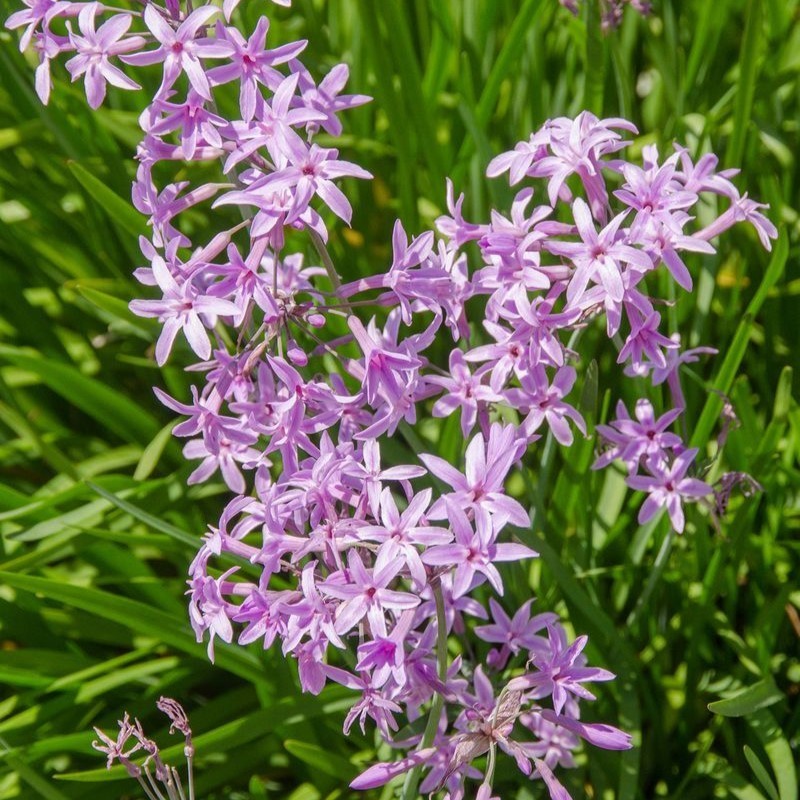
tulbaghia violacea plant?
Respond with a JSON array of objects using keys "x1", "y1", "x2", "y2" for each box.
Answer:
[{"x1": 7, "y1": 0, "x2": 777, "y2": 797}]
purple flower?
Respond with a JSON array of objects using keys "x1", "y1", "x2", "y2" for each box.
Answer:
[
  {"x1": 426, "y1": 350, "x2": 499, "y2": 437},
  {"x1": 223, "y1": 71, "x2": 323, "y2": 172},
  {"x1": 474, "y1": 598, "x2": 558, "y2": 670},
  {"x1": 323, "y1": 666, "x2": 402, "y2": 736},
  {"x1": 123, "y1": 5, "x2": 232, "y2": 100},
  {"x1": 65, "y1": 5, "x2": 145, "y2": 109},
  {"x1": 355, "y1": 609, "x2": 416, "y2": 687},
  {"x1": 594, "y1": 399, "x2": 682, "y2": 470},
  {"x1": 486, "y1": 129, "x2": 551, "y2": 185},
  {"x1": 547, "y1": 198, "x2": 652, "y2": 306},
  {"x1": 436, "y1": 178, "x2": 488, "y2": 247},
  {"x1": 245, "y1": 133, "x2": 372, "y2": 225},
  {"x1": 129, "y1": 255, "x2": 239, "y2": 365},
  {"x1": 320, "y1": 549, "x2": 420, "y2": 635},
  {"x1": 32, "y1": 27, "x2": 69, "y2": 104},
  {"x1": 539, "y1": 710, "x2": 633, "y2": 751},
  {"x1": 347, "y1": 315, "x2": 423, "y2": 407},
  {"x1": 422, "y1": 423, "x2": 530, "y2": 527},
  {"x1": 183, "y1": 425, "x2": 260, "y2": 493},
  {"x1": 187, "y1": 566, "x2": 237, "y2": 660},
  {"x1": 356, "y1": 487, "x2": 451, "y2": 589},
  {"x1": 508, "y1": 624, "x2": 615, "y2": 714},
  {"x1": 531, "y1": 113, "x2": 637, "y2": 218},
  {"x1": 92, "y1": 713, "x2": 143, "y2": 776},
  {"x1": 627, "y1": 448, "x2": 712, "y2": 532},
  {"x1": 144, "y1": 89, "x2": 227, "y2": 160},
  {"x1": 207, "y1": 17, "x2": 306, "y2": 121},
  {"x1": 292, "y1": 61, "x2": 371, "y2": 137},
  {"x1": 507, "y1": 365, "x2": 586, "y2": 446},
  {"x1": 618, "y1": 310, "x2": 679, "y2": 369},
  {"x1": 343, "y1": 439, "x2": 425, "y2": 517},
  {"x1": 351, "y1": 748, "x2": 438, "y2": 791},
  {"x1": 696, "y1": 190, "x2": 779, "y2": 250},
  {"x1": 478, "y1": 188, "x2": 553, "y2": 289},
  {"x1": 422, "y1": 503, "x2": 536, "y2": 597},
  {"x1": 5, "y1": 0, "x2": 76, "y2": 52}
]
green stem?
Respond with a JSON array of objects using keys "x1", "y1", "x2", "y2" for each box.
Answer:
[
  {"x1": 308, "y1": 228, "x2": 342, "y2": 294},
  {"x1": 401, "y1": 580, "x2": 448, "y2": 800},
  {"x1": 484, "y1": 744, "x2": 497, "y2": 789},
  {"x1": 626, "y1": 522, "x2": 673, "y2": 627}
]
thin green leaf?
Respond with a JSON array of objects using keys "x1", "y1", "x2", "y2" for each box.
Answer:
[
  {"x1": 0, "y1": 571, "x2": 263, "y2": 683},
  {"x1": 67, "y1": 160, "x2": 147, "y2": 239},
  {"x1": 86, "y1": 481, "x2": 197, "y2": 549},
  {"x1": 725, "y1": 0, "x2": 764, "y2": 166},
  {"x1": 748, "y1": 710, "x2": 797, "y2": 800},
  {"x1": 133, "y1": 422, "x2": 175, "y2": 481},
  {"x1": 708, "y1": 679, "x2": 784, "y2": 717},
  {"x1": 743, "y1": 745, "x2": 780, "y2": 800},
  {"x1": 691, "y1": 232, "x2": 788, "y2": 449},
  {"x1": 283, "y1": 740, "x2": 355, "y2": 780},
  {"x1": 0, "y1": 345, "x2": 159, "y2": 445},
  {"x1": 73, "y1": 283, "x2": 157, "y2": 341},
  {"x1": 0, "y1": 737, "x2": 70, "y2": 800}
]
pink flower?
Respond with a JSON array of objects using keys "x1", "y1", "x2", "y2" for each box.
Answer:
[
  {"x1": 547, "y1": 198, "x2": 653, "y2": 307},
  {"x1": 123, "y1": 5, "x2": 232, "y2": 100},
  {"x1": 320, "y1": 549, "x2": 420, "y2": 635},
  {"x1": 627, "y1": 448, "x2": 712, "y2": 533},
  {"x1": 207, "y1": 17, "x2": 306, "y2": 121},
  {"x1": 65, "y1": 4, "x2": 145, "y2": 108},
  {"x1": 421, "y1": 503, "x2": 536, "y2": 597},
  {"x1": 128, "y1": 255, "x2": 239, "y2": 365},
  {"x1": 422, "y1": 423, "x2": 530, "y2": 527}
]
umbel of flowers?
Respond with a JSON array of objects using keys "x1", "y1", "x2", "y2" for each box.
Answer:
[{"x1": 7, "y1": 0, "x2": 776, "y2": 796}]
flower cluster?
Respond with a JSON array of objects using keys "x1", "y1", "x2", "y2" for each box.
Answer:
[
  {"x1": 8, "y1": 0, "x2": 776, "y2": 796},
  {"x1": 594, "y1": 399, "x2": 711, "y2": 532},
  {"x1": 188, "y1": 424, "x2": 634, "y2": 796}
]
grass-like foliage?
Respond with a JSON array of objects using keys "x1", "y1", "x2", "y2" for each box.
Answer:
[{"x1": 0, "y1": 1, "x2": 798, "y2": 799}]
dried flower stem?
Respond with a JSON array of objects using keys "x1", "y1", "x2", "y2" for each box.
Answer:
[
  {"x1": 136, "y1": 774, "x2": 162, "y2": 800},
  {"x1": 187, "y1": 756, "x2": 195, "y2": 800}
]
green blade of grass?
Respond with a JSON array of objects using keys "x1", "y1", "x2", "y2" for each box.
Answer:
[
  {"x1": 708, "y1": 678, "x2": 784, "y2": 717},
  {"x1": 452, "y1": 0, "x2": 544, "y2": 180},
  {"x1": 0, "y1": 345, "x2": 160, "y2": 445},
  {"x1": 0, "y1": 571, "x2": 263, "y2": 683},
  {"x1": 0, "y1": 738, "x2": 70, "y2": 800},
  {"x1": 283, "y1": 740, "x2": 355, "y2": 780},
  {"x1": 743, "y1": 745, "x2": 780, "y2": 800},
  {"x1": 690, "y1": 232, "x2": 788, "y2": 449},
  {"x1": 86, "y1": 481, "x2": 198, "y2": 549},
  {"x1": 67, "y1": 160, "x2": 147, "y2": 239},
  {"x1": 583, "y1": 0, "x2": 606, "y2": 114},
  {"x1": 748, "y1": 710, "x2": 797, "y2": 800},
  {"x1": 725, "y1": 0, "x2": 764, "y2": 167}
]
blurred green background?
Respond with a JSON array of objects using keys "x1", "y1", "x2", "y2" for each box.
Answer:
[{"x1": 0, "y1": 0, "x2": 798, "y2": 798}]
